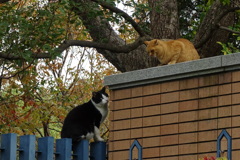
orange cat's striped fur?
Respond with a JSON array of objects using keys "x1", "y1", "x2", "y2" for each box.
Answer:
[{"x1": 144, "y1": 38, "x2": 200, "y2": 65}]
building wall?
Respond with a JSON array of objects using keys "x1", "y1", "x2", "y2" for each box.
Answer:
[{"x1": 104, "y1": 53, "x2": 240, "y2": 160}]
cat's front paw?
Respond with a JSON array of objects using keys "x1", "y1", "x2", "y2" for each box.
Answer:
[
  {"x1": 94, "y1": 137, "x2": 104, "y2": 142},
  {"x1": 168, "y1": 61, "x2": 176, "y2": 65}
]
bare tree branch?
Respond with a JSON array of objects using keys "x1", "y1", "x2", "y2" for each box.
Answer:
[
  {"x1": 0, "y1": 62, "x2": 33, "y2": 79},
  {"x1": 90, "y1": 0, "x2": 147, "y2": 37},
  {"x1": 218, "y1": 25, "x2": 240, "y2": 35},
  {"x1": 0, "y1": 36, "x2": 151, "y2": 60},
  {"x1": 35, "y1": 128, "x2": 44, "y2": 137},
  {"x1": 59, "y1": 37, "x2": 150, "y2": 53}
]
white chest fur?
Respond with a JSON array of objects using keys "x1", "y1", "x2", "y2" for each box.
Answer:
[
  {"x1": 97, "y1": 105, "x2": 108, "y2": 123},
  {"x1": 91, "y1": 94, "x2": 109, "y2": 123}
]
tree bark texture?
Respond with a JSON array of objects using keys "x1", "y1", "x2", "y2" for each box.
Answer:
[
  {"x1": 73, "y1": 0, "x2": 159, "y2": 72},
  {"x1": 194, "y1": 0, "x2": 239, "y2": 58},
  {"x1": 148, "y1": 0, "x2": 180, "y2": 39},
  {"x1": 73, "y1": 0, "x2": 239, "y2": 71},
  {"x1": 72, "y1": 0, "x2": 184, "y2": 72}
]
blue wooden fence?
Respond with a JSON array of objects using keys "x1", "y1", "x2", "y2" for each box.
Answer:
[
  {"x1": 0, "y1": 129, "x2": 233, "y2": 160},
  {"x1": 0, "y1": 133, "x2": 106, "y2": 160}
]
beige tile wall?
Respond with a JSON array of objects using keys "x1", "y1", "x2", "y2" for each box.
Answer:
[{"x1": 108, "y1": 71, "x2": 240, "y2": 160}]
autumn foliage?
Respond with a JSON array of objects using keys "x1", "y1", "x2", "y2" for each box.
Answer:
[
  {"x1": 0, "y1": 48, "x2": 117, "y2": 139},
  {"x1": 0, "y1": 0, "x2": 118, "y2": 138}
]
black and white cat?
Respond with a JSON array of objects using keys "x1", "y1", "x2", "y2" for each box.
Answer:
[{"x1": 61, "y1": 87, "x2": 109, "y2": 145}]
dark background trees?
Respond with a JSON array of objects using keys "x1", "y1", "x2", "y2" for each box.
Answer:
[
  {"x1": 62, "y1": 0, "x2": 240, "y2": 71},
  {"x1": 0, "y1": 0, "x2": 239, "y2": 73}
]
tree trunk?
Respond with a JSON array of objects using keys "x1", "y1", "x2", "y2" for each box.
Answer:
[
  {"x1": 148, "y1": 0, "x2": 180, "y2": 39},
  {"x1": 194, "y1": 0, "x2": 239, "y2": 58},
  {"x1": 72, "y1": 0, "x2": 160, "y2": 72},
  {"x1": 72, "y1": 0, "x2": 180, "y2": 72},
  {"x1": 71, "y1": 0, "x2": 239, "y2": 72}
]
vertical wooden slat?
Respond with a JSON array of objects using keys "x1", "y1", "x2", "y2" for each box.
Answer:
[
  {"x1": 90, "y1": 142, "x2": 107, "y2": 160},
  {"x1": 55, "y1": 138, "x2": 72, "y2": 160},
  {"x1": 19, "y1": 135, "x2": 36, "y2": 160},
  {"x1": 37, "y1": 137, "x2": 54, "y2": 160},
  {"x1": 73, "y1": 140, "x2": 89, "y2": 160},
  {"x1": 0, "y1": 133, "x2": 17, "y2": 160}
]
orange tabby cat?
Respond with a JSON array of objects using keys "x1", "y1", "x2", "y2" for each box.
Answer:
[{"x1": 144, "y1": 38, "x2": 200, "y2": 65}]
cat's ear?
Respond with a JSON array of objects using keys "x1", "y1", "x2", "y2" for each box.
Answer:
[
  {"x1": 144, "y1": 41, "x2": 149, "y2": 46},
  {"x1": 101, "y1": 86, "x2": 106, "y2": 92},
  {"x1": 154, "y1": 39, "x2": 159, "y2": 45}
]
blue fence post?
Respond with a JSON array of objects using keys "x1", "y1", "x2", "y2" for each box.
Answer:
[
  {"x1": 90, "y1": 142, "x2": 106, "y2": 160},
  {"x1": 0, "y1": 133, "x2": 17, "y2": 160},
  {"x1": 129, "y1": 139, "x2": 142, "y2": 160},
  {"x1": 19, "y1": 135, "x2": 36, "y2": 160},
  {"x1": 55, "y1": 138, "x2": 72, "y2": 160},
  {"x1": 73, "y1": 140, "x2": 89, "y2": 160},
  {"x1": 217, "y1": 129, "x2": 232, "y2": 160},
  {"x1": 37, "y1": 137, "x2": 54, "y2": 160}
]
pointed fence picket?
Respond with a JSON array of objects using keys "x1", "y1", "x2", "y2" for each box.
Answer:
[
  {"x1": 129, "y1": 129, "x2": 232, "y2": 160},
  {"x1": 0, "y1": 133, "x2": 107, "y2": 160}
]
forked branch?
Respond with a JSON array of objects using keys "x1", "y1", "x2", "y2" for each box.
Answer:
[
  {"x1": 195, "y1": 6, "x2": 240, "y2": 49},
  {"x1": 90, "y1": 0, "x2": 147, "y2": 37}
]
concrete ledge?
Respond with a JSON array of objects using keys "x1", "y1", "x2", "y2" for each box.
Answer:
[{"x1": 104, "y1": 53, "x2": 240, "y2": 90}]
